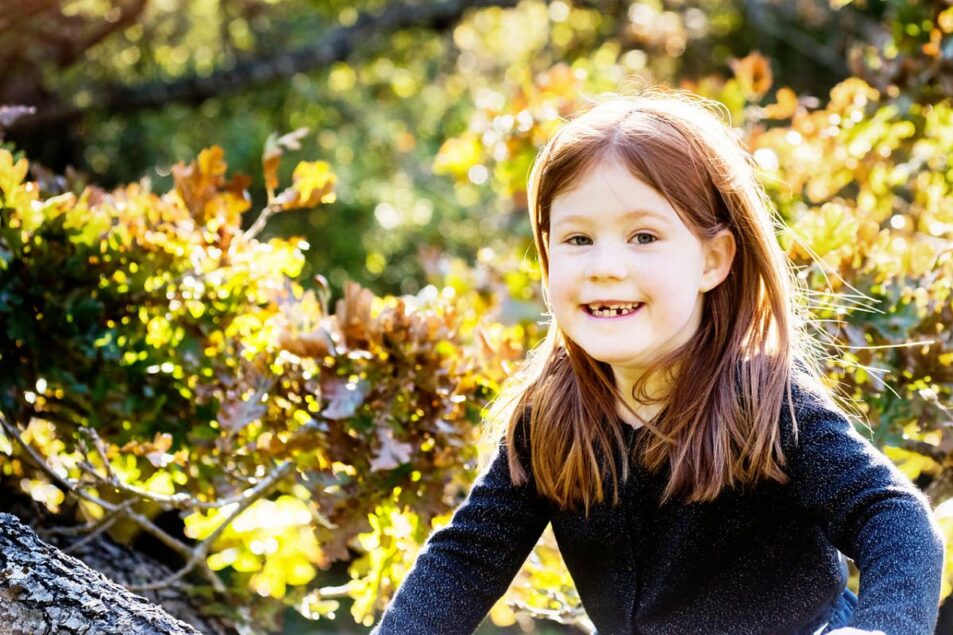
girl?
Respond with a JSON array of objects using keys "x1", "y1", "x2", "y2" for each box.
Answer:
[{"x1": 370, "y1": 90, "x2": 946, "y2": 635}]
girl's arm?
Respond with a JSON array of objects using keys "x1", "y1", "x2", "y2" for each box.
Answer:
[
  {"x1": 370, "y1": 422, "x2": 551, "y2": 635},
  {"x1": 785, "y1": 387, "x2": 946, "y2": 635}
]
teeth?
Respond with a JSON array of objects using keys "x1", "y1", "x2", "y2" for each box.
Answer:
[{"x1": 587, "y1": 303, "x2": 641, "y2": 317}]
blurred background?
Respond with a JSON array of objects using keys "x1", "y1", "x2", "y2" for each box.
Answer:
[{"x1": 1, "y1": 0, "x2": 951, "y2": 633}]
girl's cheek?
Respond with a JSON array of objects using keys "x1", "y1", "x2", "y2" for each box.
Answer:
[{"x1": 637, "y1": 259, "x2": 663, "y2": 279}]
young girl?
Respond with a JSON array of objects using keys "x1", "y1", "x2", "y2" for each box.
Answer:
[{"x1": 370, "y1": 91, "x2": 946, "y2": 635}]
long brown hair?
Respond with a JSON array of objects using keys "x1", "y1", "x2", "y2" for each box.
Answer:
[{"x1": 483, "y1": 89, "x2": 839, "y2": 514}]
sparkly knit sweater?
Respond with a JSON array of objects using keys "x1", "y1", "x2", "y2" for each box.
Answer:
[{"x1": 371, "y1": 380, "x2": 946, "y2": 635}]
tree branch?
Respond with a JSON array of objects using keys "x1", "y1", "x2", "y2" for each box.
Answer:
[
  {"x1": 7, "y1": 0, "x2": 519, "y2": 133},
  {"x1": 0, "y1": 512, "x2": 202, "y2": 634},
  {"x1": 58, "y1": 0, "x2": 150, "y2": 68}
]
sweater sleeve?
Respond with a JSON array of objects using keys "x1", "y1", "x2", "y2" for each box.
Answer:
[
  {"x1": 370, "y1": 422, "x2": 552, "y2": 635},
  {"x1": 783, "y1": 385, "x2": 946, "y2": 635}
]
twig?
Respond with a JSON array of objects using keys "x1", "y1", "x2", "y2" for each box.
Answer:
[
  {"x1": 313, "y1": 582, "x2": 353, "y2": 599},
  {"x1": 75, "y1": 458, "x2": 201, "y2": 510},
  {"x1": 900, "y1": 439, "x2": 949, "y2": 466},
  {"x1": 0, "y1": 412, "x2": 219, "y2": 590},
  {"x1": 76, "y1": 426, "x2": 299, "y2": 512},
  {"x1": 241, "y1": 202, "x2": 282, "y2": 242},
  {"x1": 60, "y1": 502, "x2": 130, "y2": 555},
  {"x1": 128, "y1": 460, "x2": 294, "y2": 592},
  {"x1": 1, "y1": 413, "x2": 80, "y2": 497},
  {"x1": 81, "y1": 426, "x2": 117, "y2": 479}
]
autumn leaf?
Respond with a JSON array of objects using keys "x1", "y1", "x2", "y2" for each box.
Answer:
[
  {"x1": 198, "y1": 145, "x2": 227, "y2": 179},
  {"x1": 270, "y1": 160, "x2": 337, "y2": 211},
  {"x1": 262, "y1": 127, "x2": 310, "y2": 194},
  {"x1": 369, "y1": 426, "x2": 413, "y2": 472},
  {"x1": 320, "y1": 377, "x2": 369, "y2": 420},
  {"x1": 119, "y1": 432, "x2": 176, "y2": 468},
  {"x1": 433, "y1": 133, "x2": 483, "y2": 178},
  {"x1": 218, "y1": 385, "x2": 269, "y2": 433},
  {"x1": 172, "y1": 145, "x2": 226, "y2": 221},
  {"x1": 730, "y1": 51, "x2": 772, "y2": 100},
  {"x1": 279, "y1": 328, "x2": 337, "y2": 358},
  {"x1": 762, "y1": 87, "x2": 800, "y2": 120},
  {"x1": 0, "y1": 148, "x2": 29, "y2": 196},
  {"x1": 335, "y1": 281, "x2": 376, "y2": 346},
  {"x1": 288, "y1": 160, "x2": 336, "y2": 208}
]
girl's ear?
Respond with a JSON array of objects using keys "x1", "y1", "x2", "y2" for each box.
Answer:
[{"x1": 700, "y1": 229, "x2": 736, "y2": 293}]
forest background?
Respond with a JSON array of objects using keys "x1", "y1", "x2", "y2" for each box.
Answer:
[{"x1": 1, "y1": 0, "x2": 952, "y2": 633}]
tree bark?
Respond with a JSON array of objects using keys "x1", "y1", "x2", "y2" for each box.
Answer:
[{"x1": 0, "y1": 512, "x2": 201, "y2": 635}]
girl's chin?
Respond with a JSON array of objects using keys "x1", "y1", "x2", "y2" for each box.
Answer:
[{"x1": 578, "y1": 350, "x2": 645, "y2": 365}]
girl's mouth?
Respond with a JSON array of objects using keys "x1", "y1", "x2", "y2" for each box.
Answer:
[{"x1": 582, "y1": 303, "x2": 644, "y2": 319}]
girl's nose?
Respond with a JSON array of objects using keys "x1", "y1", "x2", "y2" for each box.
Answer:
[{"x1": 585, "y1": 244, "x2": 628, "y2": 280}]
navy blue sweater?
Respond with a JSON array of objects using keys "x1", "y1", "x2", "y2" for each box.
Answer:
[{"x1": 372, "y1": 381, "x2": 945, "y2": 634}]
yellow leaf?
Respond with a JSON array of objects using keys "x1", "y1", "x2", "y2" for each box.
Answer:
[
  {"x1": 934, "y1": 498, "x2": 953, "y2": 600},
  {"x1": 287, "y1": 160, "x2": 336, "y2": 209},
  {"x1": 883, "y1": 445, "x2": 939, "y2": 481},
  {"x1": 762, "y1": 87, "x2": 799, "y2": 120},
  {"x1": 489, "y1": 599, "x2": 517, "y2": 627},
  {"x1": 286, "y1": 558, "x2": 317, "y2": 586},
  {"x1": 0, "y1": 149, "x2": 29, "y2": 196},
  {"x1": 908, "y1": 240, "x2": 938, "y2": 276},
  {"x1": 234, "y1": 549, "x2": 263, "y2": 573},
  {"x1": 433, "y1": 134, "x2": 482, "y2": 178},
  {"x1": 184, "y1": 505, "x2": 232, "y2": 540},
  {"x1": 252, "y1": 559, "x2": 287, "y2": 598},
  {"x1": 197, "y1": 146, "x2": 227, "y2": 179},
  {"x1": 207, "y1": 547, "x2": 239, "y2": 571},
  {"x1": 143, "y1": 470, "x2": 175, "y2": 496}
]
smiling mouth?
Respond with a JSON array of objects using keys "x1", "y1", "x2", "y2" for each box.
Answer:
[{"x1": 583, "y1": 303, "x2": 644, "y2": 318}]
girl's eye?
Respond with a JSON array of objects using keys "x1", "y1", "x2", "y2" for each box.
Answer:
[
  {"x1": 566, "y1": 232, "x2": 657, "y2": 247},
  {"x1": 632, "y1": 232, "x2": 656, "y2": 245}
]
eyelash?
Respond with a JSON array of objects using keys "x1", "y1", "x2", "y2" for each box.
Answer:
[{"x1": 565, "y1": 232, "x2": 657, "y2": 246}]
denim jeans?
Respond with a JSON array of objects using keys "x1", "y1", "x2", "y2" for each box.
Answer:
[{"x1": 813, "y1": 587, "x2": 859, "y2": 634}]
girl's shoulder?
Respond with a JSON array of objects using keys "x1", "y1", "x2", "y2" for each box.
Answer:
[
  {"x1": 496, "y1": 405, "x2": 534, "y2": 467},
  {"x1": 778, "y1": 373, "x2": 866, "y2": 458}
]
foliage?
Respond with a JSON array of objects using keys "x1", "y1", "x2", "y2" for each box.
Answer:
[
  {"x1": 0, "y1": 143, "x2": 525, "y2": 630},
  {"x1": 2, "y1": 0, "x2": 953, "y2": 633}
]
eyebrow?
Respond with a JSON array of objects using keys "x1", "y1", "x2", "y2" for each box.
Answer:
[{"x1": 551, "y1": 209, "x2": 670, "y2": 227}]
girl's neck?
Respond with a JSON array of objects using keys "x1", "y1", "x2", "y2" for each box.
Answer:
[{"x1": 613, "y1": 365, "x2": 674, "y2": 429}]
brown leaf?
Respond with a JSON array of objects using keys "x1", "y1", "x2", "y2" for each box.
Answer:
[
  {"x1": 217, "y1": 386, "x2": 268, "y2": 433},
  {"x1": 279, "y1": 329, "x2": 336, "y2": 358},
  {"x1": 320, "y1": 377, "x2": 369, "y2": 420},
  {"x1": 369, "y1": 426, "x2": 414, "y2": 472},
  {"x1": 119, "y1": 432, "x2": 175, "y2": 467},
  {"x1": 730, "y1": 52, "x2": 773, "y2": 100},
  {"x1": 262, "y1": 128, "x2": 310, "y2": 194},
  {"x1": 335, "y1": 282, "x2": 375, "y2": 346},
  {"x1": 172, "y1": 145, "x2": 226, "y2": 222}
]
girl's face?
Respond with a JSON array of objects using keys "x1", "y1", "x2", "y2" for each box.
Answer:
[{"x1": 546, "y1": 159, "x2": 734, "y2": 383}]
